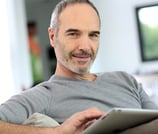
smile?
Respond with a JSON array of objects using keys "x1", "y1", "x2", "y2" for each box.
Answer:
[{"x1": 72, "y1": 55, "x2": 91, "y2": 63}]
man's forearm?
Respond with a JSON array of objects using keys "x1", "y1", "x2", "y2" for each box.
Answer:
[{"x1": 0, "y1": 120, "x2": 57, "y2": 134}]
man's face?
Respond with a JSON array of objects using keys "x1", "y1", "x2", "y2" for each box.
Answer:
[{"x1": 49, "y1": 3, "x2": 100, "y2": 74}]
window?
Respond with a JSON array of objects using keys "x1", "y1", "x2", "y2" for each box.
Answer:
[{"x1": 136, "y1": 4, "x2": 158, "y2": 61}]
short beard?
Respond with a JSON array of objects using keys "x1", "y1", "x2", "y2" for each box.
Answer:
[{"x1": 71, "y1": 47, "x2": 97, "y2": 74}]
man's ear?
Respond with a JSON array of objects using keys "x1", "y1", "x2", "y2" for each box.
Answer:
[{"x1": 48, "y1": 27, "x2": 56, "y2": 48}]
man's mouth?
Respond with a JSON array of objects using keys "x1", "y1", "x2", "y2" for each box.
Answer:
[
  {"x1": 72, "y1": 54, "x2": 91, "y2": 63},
  {"x1": 73, "y1": 54, "x2": 90, "y2": 58}
]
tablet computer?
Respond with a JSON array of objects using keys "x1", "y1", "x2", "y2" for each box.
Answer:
[{"x1": 83, "y1": 108, "x2": 158, "y2": 134}]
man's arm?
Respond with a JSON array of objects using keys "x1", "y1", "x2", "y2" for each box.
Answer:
[
  {"x1": 0, "y1": 107, "x2": 104, "y2": 134},
  {"x1": 0, "y1": 120, "x2": 55, "y2": 134}
]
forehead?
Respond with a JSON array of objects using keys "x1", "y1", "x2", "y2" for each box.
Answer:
[{"x1": 58, "y1": 3, "x2": 100, "y2": 31}]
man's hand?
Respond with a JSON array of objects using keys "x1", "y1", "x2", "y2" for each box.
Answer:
[{"x1": 55, "y1": 107, "x2": 105, "y2": 134}]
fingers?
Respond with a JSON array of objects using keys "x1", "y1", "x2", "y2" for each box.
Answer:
[
  {"x1": 58, "y1": 107, "x2": 105, "y2": 134},
  {"x1": 64, "y1": 107, "x2": 105, "y2": 128},
  {"x1": 74, "y1": 107, "x2": 105, "y2": 124},
  {"x1": 72, "y1": 107, "x2": 105, "y2": 133}
]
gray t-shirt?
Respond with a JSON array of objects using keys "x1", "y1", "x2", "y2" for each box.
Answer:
[{"x1": 0, "y1": 71, "x2": 157, "y2": 124}]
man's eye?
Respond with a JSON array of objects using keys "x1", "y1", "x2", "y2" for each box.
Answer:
[
  {"x1": 89, "y1": 33, "x2": 99, "y2": 39},
  {"x1": 69, "y1": 33, "x2": 76, "y2": 36},
  {"x1": 68, "y1": 33, "x2": 79, "y2": 38}
]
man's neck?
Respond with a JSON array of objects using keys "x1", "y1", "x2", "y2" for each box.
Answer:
[{"x1": 55, "y1": 67, "x2": 97, "y2": 81}]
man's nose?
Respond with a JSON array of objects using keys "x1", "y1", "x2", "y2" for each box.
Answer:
[{"x1": 78, "y1": 36, "x2": 91, "y2": 50}]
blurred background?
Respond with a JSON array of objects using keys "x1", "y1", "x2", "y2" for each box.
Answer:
[{"x1": 1, "y1": 0, "x2": 158, "y2": 104}]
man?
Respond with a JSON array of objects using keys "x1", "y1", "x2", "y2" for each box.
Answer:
[{"x1": 0, "y1": 0, "x2": 157, "y2": 133}]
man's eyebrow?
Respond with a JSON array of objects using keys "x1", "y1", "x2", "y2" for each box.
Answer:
[
  {"x1": 65, "y1": 29, "x2": 100, "y2": 35},
  {"x1": 90, "y1": 31, "x2": 100, "y2": 35},
  {"x1": 65, "y1": 29, "x2": 80, "y2": 33}
]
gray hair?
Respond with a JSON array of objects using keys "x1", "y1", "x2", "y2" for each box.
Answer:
[{"x1": 50, "y1": 0, "x2": 100, "y2": 35}]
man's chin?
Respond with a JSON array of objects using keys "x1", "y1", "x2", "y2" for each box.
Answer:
[{"x1": 70, "y1": 67, "x2": 90, "y2": 75}]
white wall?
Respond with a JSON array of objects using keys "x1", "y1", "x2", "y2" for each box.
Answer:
[
  {"x1": 9, "y1": 0, "x2": 32, "y2": 92},
  {"x1": 91, "y1": 0, "x2": 158, "y2": 74},
  {"x1": 0, "y1": 0, "x2": 32, "y2": 103}
]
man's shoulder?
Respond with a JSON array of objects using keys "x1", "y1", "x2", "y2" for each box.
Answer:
[
  {"x1": 100, "y1": 71, "x2": 133, "y2": 78},
  {"x1": 99, "y1": 71, "x2": 137, "y2": 84}
]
